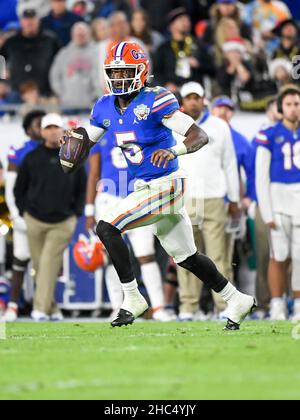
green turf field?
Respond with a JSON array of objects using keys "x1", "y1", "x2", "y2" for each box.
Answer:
[{"x1": 0, "y1": 321, "x2": 299, "y2": 400}]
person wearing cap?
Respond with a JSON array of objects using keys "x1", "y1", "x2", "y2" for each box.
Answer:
[
  {"x1": 0, "y1": 8, "x2": 60, "y2": 99},
  {"x1": 14, "y1": 114, "x2": 86, "y2": 322},
  {"x1": 211, "y1": 96, "x2": 255, "y2": 294},
  {"x1": 154, "y1": 8, "x2": 215, "y2": 92},
  {"x1": 211, "y1": 96, "x2": 254, "y2": 202},
  {"x1": 176, "y1": 82, "x2": 240, "y2": 320}
]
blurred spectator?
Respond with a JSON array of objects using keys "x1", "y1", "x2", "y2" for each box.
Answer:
[
  {"x1": 202, "y1": 0, "x2": 252, "y2": 48},
  {"x1": 91, "y1": 17, "x2": 110, "y2": 42},
  {"x1": 269, "y1": 58, "x2": 293, "y2": 88},
  {"x1": 243, "y1": 0, "x2": 291, "y2": 56},
  {"x1": 139, "y1": 0, "x2": 188, "y2": 34},
  {"x1": 154, "y1": 8, "x2": 215, "y2": 92},
  {"x1": 72, "y1": 0, "x2": 89, "y2": 19},
  {"x1": 50, "y1": 22, "x2": 99, "y2": 111},
  {"x1": 19, "y1": 81, "x2": 58, "y2": 116},
  {"x1": 176, "y1": 82, "x2": 240, "y2": 319},
  {"x1": 0, "y1": 80, "x2": 10, "y2": 116},
  {"x1": 96, "y1": 11, "x2": 149, "y2": 94},
  {"x1": 14, "y1": 113, "x2": 86, "y2": 321},
  {"x1": 0, "y1": 9, "x2": 60, "y2": 99},
  {"x1": 272, "y1": 19, "x2": 300, "y2": 65},
  {"x1": 42, "y1": 0, "x2": 84, "y2": 46},
  {"x1": 213, "y1": 17, "x2": 253, "y2": 66},
  {"x1": 92, "y1": 0, "x2": 132, "y2": 19},
  {"x1": 130, "y1": 9, "x2": 164, "y2": 55},
  {"x1": 216, "y1": 38, "x2": 253, "y2": 97}
]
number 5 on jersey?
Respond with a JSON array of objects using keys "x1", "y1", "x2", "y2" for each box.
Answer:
[{"x1": 115, "y1": 132, "x2": 144, "y2": 165}]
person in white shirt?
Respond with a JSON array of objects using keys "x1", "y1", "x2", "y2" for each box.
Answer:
[
  {"x1": 255, "y1": 86, "x2": 300, "y2": 321},
  {"x1": 176, "y1": 82, "x2": 240, "y2": 320}
]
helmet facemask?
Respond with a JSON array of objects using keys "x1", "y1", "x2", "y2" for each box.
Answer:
[{"x1": 104, "y1": 63, "x2": 146, "y2": 96}]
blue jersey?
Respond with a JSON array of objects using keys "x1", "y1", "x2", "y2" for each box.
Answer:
[
  {"x1": 90, "y1": 132, "x2": 135, "y2": 198},
  {"x1": 255, "y1": 122, "x2": 300, "y2": 184},
  {"x1": 230, "y1": 127, "x2": 254, "y2": 199},
  {"x1": 8, "y1": 139, "x2": 41, "y2": 167},
  {"x1": 90, "y1": 87, "x2": 180, "y2": 182}
]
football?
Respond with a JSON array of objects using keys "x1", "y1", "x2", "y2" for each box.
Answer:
[{"x1": 59, "y1": 127, "x2": 91, "y2": 174}]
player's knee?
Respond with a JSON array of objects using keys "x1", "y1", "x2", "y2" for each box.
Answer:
[
  {"x1": 96, "y1": 220, "x2": 121, "y2": 245},
  {"x1": 12, "y1": 257, "x2": 29, "y2": 273}
]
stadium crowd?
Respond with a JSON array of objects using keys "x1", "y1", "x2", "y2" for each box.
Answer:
[{"x1": 0, "y1": 0, "x2": 300, "y2": 323}]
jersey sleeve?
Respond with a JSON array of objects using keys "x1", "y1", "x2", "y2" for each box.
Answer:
[
  {"x1": 254, "y1": 130, "x2": 272, "y2": 152},
  {"x1": 90, "y1": 96, "x2": 108, "y2": 129},
  {"x1": 151, "y1": 88, "x2": 180, "y2": 122},
  {"x1": 7, "y1": 146, "x2": 20, "y2": 166}
]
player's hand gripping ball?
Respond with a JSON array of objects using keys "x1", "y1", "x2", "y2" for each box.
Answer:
[{"x1": 59, "y1": 127, "x2": 91, "y2": 173}]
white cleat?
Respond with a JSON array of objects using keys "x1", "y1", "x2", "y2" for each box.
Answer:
[
  {"x1": 111, "y1": 293, "x2": 149, "y2": 327},
  {"x1": 50, "y1": 312, "x2": 64, "y2": 322},
  {"x1": 122, "y1": 293, "x2": 149, "y2": 318},
  {"x1": 31, "y1": 310, "x2": 50, "y2": 322},
  {"x1": 152, "y1": 308, "x2": 177, "y2": 322},
  {"x1": 270, "y1": 300, "x2": 287, "y2": 321},
  {"x1": 224, "y1": 293, "x2": 257, "y2": 330},
  {"x1": 3, "y1": 303, "x2": 18, "y2": 323}
]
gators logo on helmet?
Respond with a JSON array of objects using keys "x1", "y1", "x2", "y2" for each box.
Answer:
[{"x1": 104, "y1": 42, "x2": 150, "y2": 96}]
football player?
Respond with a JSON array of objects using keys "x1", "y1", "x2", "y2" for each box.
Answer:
[
  {"x1": 255, "y1": 86, "x2": 300, "y2": 321},
  {"x1": 86, "y1": 132, "x2": 176, "y2": 321},
  {"x1": 61, "y1": 42, "x2": 256, "y2": 329},
  {"x1": 4, "y1": 110, "x2": 45, "y2": 322}
]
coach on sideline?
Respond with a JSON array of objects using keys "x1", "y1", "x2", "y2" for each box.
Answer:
[
  {"x1": 14, "y1": 113, "x2": 86, "y2": 322},
  {"x1": 176, "y1": 82, "x2": 240, "y2": 320}
]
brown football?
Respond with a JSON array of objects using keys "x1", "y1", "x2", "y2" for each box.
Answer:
[{"x1": 59, "y1": 127, "x2": 91, "y2": 174}]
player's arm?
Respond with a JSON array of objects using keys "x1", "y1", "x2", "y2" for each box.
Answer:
[
  {"x1": 151, "y1": 111, "x2": 209, "y2": 168},
  {"x1": 85, "y1": 152, "x2": 101, "y2": 231}
]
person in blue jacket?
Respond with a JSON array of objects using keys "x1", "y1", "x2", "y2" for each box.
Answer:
[{"x1": 42, "y1": 0, "x2": 84, "y2": 46}]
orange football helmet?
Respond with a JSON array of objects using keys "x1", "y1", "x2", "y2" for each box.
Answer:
[
  {"x1": 104, "y1": 41, "x2": 150, "y2": 96},
  {"x1": 73, "y1": 233, "x2": 107, "y2": 272}
]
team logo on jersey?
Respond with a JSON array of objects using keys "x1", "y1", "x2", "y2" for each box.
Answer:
[
  {"x1": 103, "y1": 119, "x2": 111, "y2": 128},
  {"x1": 275, "y1": 136, "x2": 285, "y2": 144},
  {"x1": 134, "y1": 104, "x2": 150, "y2": 122}
]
